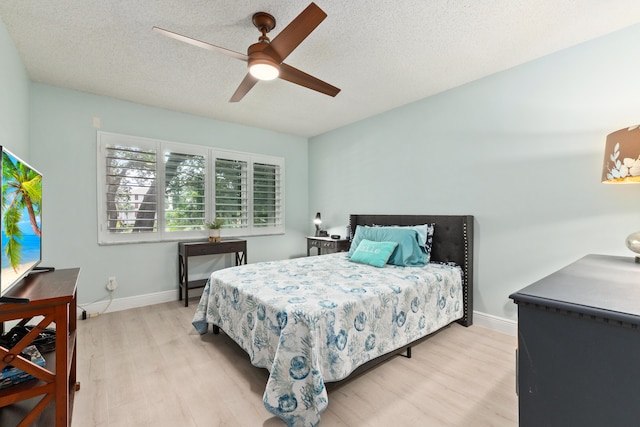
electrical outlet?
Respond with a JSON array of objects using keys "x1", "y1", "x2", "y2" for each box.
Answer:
[{"x1": 107, "y1": 276, "x2": 118, "y2": 291}]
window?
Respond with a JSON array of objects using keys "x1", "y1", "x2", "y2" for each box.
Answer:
[
  {"x1": 164, "y1": 146, "x2": 207, "y2": 232},
  {"x1": 102, "y1": 136, "x2": 158, "y2": 240},
  {"x1": 214, "y1": 156, "x2": 248, "y2": 229},
  {"x1": 253, "y1": 162, "x2": 282, "y2": 229},
  {"x1": 97, "y1": 132, "x2": 284, "y2": 244}
]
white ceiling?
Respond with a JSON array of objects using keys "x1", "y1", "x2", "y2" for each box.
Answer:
[{"x1": 1, "y1": 1, "x2": 639, "y2": 138}]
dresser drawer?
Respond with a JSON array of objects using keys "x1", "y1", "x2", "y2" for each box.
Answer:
[{"x1": 309, "y1": 239, "x2": 335, "y2": 249}]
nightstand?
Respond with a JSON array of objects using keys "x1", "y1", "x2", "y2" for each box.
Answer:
[{"x1": 306, "y1": 236, "x2": 350, "y2": 256}]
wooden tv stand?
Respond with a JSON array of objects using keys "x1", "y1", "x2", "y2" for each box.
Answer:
[{"x1": 0, "y1": 268, "x2": 80, "y2": 426}]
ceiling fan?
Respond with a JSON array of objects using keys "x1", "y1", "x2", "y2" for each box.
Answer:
[{"x1": 153, "y1": 2, "x2": 340, "y2": 102}]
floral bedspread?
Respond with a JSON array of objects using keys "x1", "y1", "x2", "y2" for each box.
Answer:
[{"x1": 192, "y1": 252, "x2": 463, "y2": 426}]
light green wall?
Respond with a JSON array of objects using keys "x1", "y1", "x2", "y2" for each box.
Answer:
[
  {"x1": 309, "y1": 23, "x2": 640, "y2": 321},
  {"x1": 0, "y1": 17, "x2": 29, "y2": 159},
  {"x1": 6, "y1": 15, "x2": 640, "y2": 319},
  {"x1": 3, "y1": 14, "x2": 309, "y2": 306},
  {"x1": 29, "y1": 84, "x2": 308, "y2": 304}
]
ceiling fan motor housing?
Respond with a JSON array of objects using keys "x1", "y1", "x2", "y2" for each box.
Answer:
[{"x1": 247, "y1": 42, "x2": 281, "y2": 80}]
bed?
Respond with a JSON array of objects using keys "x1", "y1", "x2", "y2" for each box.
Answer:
[{"x1": 192, "y1": 214, "x2": 474, "y2": 426}]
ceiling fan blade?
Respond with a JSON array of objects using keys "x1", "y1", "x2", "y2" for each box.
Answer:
[
  {"x1": 265, "y1": 2, "x2": 327, "y2": 63},
  {"x1": 229, "y1": 73, "x2": 259, "y2": 102},
  {"x1": 279, "y1": 63, "x2": 340, "y2": 97},
  {"x1": 152, "y1": 27, "x2": 248, "y2": 61}
]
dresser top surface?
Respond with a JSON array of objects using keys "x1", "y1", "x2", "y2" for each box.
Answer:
[{"x1": 510, "y1": 254, "x2": 640, "y2": 320}]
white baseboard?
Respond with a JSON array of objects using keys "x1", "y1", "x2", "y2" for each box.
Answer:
[
  {"x1": 78, "y1": 290, "x2": 179, "y2": 317},
  {"x1": 78, "y1": 291, "x2": 519, "y2": 337},
  {"x1": 473, "y1": 310, "x2": 517, "y2": 336}
]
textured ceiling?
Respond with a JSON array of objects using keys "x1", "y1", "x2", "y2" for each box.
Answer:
[{"x1": 1, "y1": 1, "x2": 640, "y2": 137}]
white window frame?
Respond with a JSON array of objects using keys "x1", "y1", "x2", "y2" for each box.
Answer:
[
  {"x1": 162, "y1": 141, "x2": 210, "y2": 239},
  {"x1": 251, "y1": 155, "x2": 284, "y2": 231},
  {"x1": 212, "y1": 149, "x2": 285, "y2": 237},
  {"x1": 211, "y1": 149, "x2": 249, "y2": 237},
  {"x1": 97, "y1": 131, "x2": 285, "y2": 245}
]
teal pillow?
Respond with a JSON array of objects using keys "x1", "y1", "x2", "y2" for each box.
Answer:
[
  {"x1": 382, "y1": 223, "x2": 435, "y2": 263},
  {"x1": 373, "y1": 223, "x2": 432, "y2": 247},
  {"x1": 348, "y1": 226, "x2": 427, "y2": 267},
  {"x1": 350, "y1": 239, "x2": 398, "y2": 267}
]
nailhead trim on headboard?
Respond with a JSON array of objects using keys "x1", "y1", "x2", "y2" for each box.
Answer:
[{"x1": 462, "y1": 220, "x2": 470, "y2": 326}]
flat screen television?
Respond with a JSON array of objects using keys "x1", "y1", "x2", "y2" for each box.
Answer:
[{"x1": 0, "y1": 146, "x2": 42, "y2": 302}]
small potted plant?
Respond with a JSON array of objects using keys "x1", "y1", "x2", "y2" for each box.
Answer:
[{"x1": 204, "y1": 218, "x2": 225, "y2": 242}]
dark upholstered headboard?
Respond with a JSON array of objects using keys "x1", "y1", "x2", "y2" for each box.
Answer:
[{"x1": 348, "y1": 214, "x2": 474, "y2": 327}]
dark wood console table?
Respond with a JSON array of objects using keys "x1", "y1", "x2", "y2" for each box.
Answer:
[
  {"x1": 178, "y1": 239, "x2": 247, "y2": 307},
  {"x1": 510, "y1": 254, "x2": 640, "y2": 427},
  {"x1": 0, "y1": 268, "x2": 80, "y2": 427}
]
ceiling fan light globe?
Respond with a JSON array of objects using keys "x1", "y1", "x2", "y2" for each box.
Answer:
[{"x1": 249, "y1": 63, "x2": 280, "y2": 80}]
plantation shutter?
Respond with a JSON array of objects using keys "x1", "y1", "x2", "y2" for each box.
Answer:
[
  {"x1": 98, "y1": 131, "x2": 284, "y2": 244},
  {"x1": 104, "y1": 143, "x2": 158, "y2": 234},
  {"x1": 214, "y1": 157, "x2": 248, "y2": 229},
  {"x1": 164, "y1": 149, "x2": 206, "y2": 232},
  {"x1": 253, "y1": 162, "x2": 282, "y2": 228}
]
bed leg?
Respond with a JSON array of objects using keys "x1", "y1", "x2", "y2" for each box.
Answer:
[
  {"x1": 407, "y1": 346, "x2": 412, "y2": 358},
  {"x1": 212, "y1": 325, "x2": 220, "y2": 335}
]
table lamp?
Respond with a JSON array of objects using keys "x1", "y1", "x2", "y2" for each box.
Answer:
[
  {"x1": 314, "y1": 212, "x2": 328, "y2": 237},
  {"x1": 602, "y1": 125, "x2": 640, "y2": 261}
]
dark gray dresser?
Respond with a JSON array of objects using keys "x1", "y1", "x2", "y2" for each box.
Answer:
[{"x1": 510, "y1": 254, "x2": 640, "y2": 427}]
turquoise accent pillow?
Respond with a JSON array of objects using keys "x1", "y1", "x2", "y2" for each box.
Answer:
[
  {"x1": 348, "y1": 226, "x2": 427, "y2": 267},
  {"x1": 373, "y1": 223, "x2": 433, "y2": 248},
  {"x1": 382, "y1": 223, "x2": 435, "y2": 263},
  {"x1": 350, "y1": 239, "x2": 398, "y2": 267}
]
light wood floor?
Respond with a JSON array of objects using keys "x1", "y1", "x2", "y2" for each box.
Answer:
[{"x1": 72, "y1": 300, "x2": 518, "y2": 427}]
